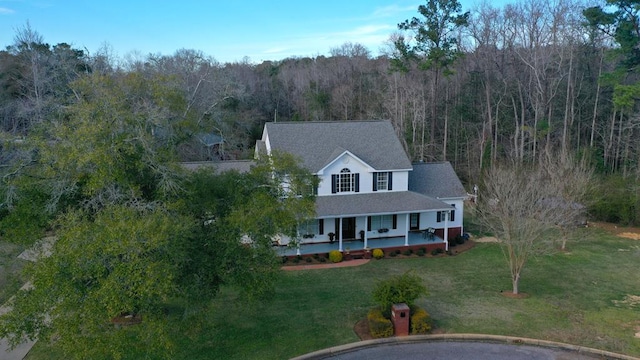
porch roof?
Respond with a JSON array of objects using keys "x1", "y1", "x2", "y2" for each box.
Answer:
[{"x1": 315, "y1": 191, "x2": 452, "y2": 218}]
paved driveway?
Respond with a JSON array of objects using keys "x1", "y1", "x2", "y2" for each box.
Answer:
[{"x1": 327, "y1": 341, "x2": 604, "y2": 360}]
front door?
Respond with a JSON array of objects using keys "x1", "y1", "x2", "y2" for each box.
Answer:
[{"x1": 342, "y1": 217, "x2": 356, "y2": 240}]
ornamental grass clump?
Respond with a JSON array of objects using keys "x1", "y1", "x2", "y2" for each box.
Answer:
[
  {"x1": 367, "y1": 308, "x2": 393, "y2": 338},
  {"x1": 410, "y1": 307, "x2": 432, "y2": 334}
]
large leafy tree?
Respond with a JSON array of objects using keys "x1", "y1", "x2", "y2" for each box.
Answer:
[
  {"x1": 584, "y1": 0, "x2": 640, "y2": 71},
  {"x1": 584, "y1": 1, "x2": 640, "y2": 122},
  {"x1": 0, "y1": 72, "x2": 317, "y2": 358}
]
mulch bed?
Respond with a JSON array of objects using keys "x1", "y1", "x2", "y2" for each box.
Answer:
[
  {"x1": 282, "y1": 240, "x2": 476, "y2": 267},
  {"x1": 500, "y1": 291, "x2": 530, "y2": 299}
]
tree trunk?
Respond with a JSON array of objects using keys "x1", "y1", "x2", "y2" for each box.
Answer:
[
  {"x1": 511, "y1": 272, "x2": 520, "y2": 295},
  {"x1": 590, "y1": 49, "x2": 604, "y2": 148}
]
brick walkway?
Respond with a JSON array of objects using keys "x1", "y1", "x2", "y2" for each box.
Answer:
[{"x1": 282, "y1": 258, "x2": 370, "y2": 271}]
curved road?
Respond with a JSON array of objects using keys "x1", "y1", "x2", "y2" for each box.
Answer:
[{"x1": 326, "y1": 341, "x2": 603, "y2": 360}]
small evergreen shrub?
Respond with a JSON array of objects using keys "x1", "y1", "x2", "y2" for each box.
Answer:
[
  {"x1": 417, "y1": 248, "x2": 426, "y2": 256},
  {"x1": 367, "y1": 308, "x2": 393, "y2": 338},
  {"x1": 455, "y1": 235, "x2": 465, "y2": 245},
  {"x1": 282, "y1": 256, "x2": 288, "y2": 264},
  {"x1": 318, "y1": 257, "x2": 327, "y2": 263},
  {"x1": 372, "y1": 271, "x2": 429, "y2": 316},
  {"x1": 410, "y1": 307, "x2": 432, "y2": 334},
  {"x1": 305, "y1": 257, "x2": 313, "y2": 263},
  {"x1": 403, "y1": 249, "x2": 413, "y2": 256},
  {"x1": 372, "y1": 248, "x2": 384, "y2": 259},
  {"x1": 389, "y1": 251, "x2": 397, "y2": 257},
  {"x1": 329, "y1": 250, "x2": 343, "y2": 263}
]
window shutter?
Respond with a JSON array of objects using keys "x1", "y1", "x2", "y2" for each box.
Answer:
[
  {"x1": 388, "y1": 172, "x2": 393, "y2": 190},
  {"x1": 354, "y1": 173, "x2": 360, "y2": 192},
  {"x1": 331, "y1": 175, "x2": 337, "y2": 194},
  {"x1": 437, "y1": 211, "x2": 442, "y2": 223},
  {"x1": 392, "y1": 214, "x2": 397, "y2": 229},
  {"x1": 318, "y1": 219, "x2": 324, "y2": 234},
  {"x1": 367, "y1": 216, "x2": 371, "y2": 231},
  {"x1": 372, "y1": 172, "x2": 377, "y2": 191},
  {"x1": 450, "y1": 210, "x2": 455, "y2": 222}
]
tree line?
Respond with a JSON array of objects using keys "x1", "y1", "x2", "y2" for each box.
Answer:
[{"x1": 1, "y1": 2, "x2": 639, "y2": 223}]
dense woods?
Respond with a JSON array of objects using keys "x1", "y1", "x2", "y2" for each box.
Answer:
[{"x1": 1, "y1": 0, "x2": 639, "y2": 224}]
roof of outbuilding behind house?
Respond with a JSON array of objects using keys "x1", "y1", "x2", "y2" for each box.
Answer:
[
  {"x1": 409, "y1": 162, "x2": 467, "y2": 199},
  {"x1": 263, "y1": 121, "x2": 412, "y2": 172}
]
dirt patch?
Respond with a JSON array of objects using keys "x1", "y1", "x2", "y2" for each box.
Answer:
[
  {"x1": 618, "y1": 232, "x2": 640, "y2": 240},
  {"x1": 612, "y1": 295, "x2": 640, "y2": 308},
  {"x1": 500, "y1": 291, "x2": 530, "y2": 299},
  {"x1": 475, "y1": 236, "x2": 499, "y2": 243},
  {"x1": 588, "y1": 222, "x2": 640, "y2": 239},
  {"x1": 354, "y1": 319, "x2": 374, "y2": 341}
]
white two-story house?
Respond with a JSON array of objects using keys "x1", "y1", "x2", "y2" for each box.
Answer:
[{"x1": 255, "y1": 120, "x2": 467, "y2": 255}]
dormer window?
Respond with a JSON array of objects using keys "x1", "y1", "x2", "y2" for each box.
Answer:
[
  {"x1": 331, "y1": 168, "x2": 360, "y2": 193},
  {"x1": 373, "y1": 172, "x2": 393, "y2": 191}
]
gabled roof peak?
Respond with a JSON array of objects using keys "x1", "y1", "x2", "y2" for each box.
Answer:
[{"x1": 263, "y1": 120, "x2": 411, "y2": 172}]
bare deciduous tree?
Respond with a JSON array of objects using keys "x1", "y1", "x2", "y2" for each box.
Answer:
[{"x1": 477, "y1": 153, "x2": 592, "y2": 294}]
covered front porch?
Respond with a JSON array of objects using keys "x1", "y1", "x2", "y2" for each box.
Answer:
[{"x1": 275, "y1": 231, "x2": 446, "y2": 257}]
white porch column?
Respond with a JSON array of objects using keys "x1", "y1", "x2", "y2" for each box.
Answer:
[
  {"x1": 338, "y1": 217, "x2": 343, "y2": 252},
  {"x1": 444, "y1": 211, "x2": 449, "y2": 251},
  {"x1": 404, "y1": 213, "x2": 409, "y2": 246},
  {"x1": 363, "y1": 222, "x2": 368, "y2": 249}
]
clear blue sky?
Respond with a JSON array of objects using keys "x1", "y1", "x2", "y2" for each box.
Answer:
[{"x1": 0, "y1": 0, "x2": 488, "y2": 63}]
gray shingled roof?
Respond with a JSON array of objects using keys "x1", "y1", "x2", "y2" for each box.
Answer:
[
  {"x1": 408, "y1": 162, "x2": 467, "y2": 199},
  {"x1": 180, "y1": 160, "x2": 254, "y2": 174},
  {"x1": 264, "y1": 121, "x2": 412, "y2": 172},
  {"x1": 316, "y1": 191, "x2": 453, "y2": 218}
]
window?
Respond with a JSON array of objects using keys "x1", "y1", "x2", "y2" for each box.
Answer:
[
  {"x1": 372, "y1": 172, "x2": 393, "y2": 191},
  {"x1": 410, "y1": 213, "x2": 420, "y2": 230},
  {"x1": 368, "y1": 215, "x2": 397, "y2": 231},
  {"x1": 298, "y1": 219, "x2": 324, "y2": 236},
  {"x1": 331, "y1": 168, "x2": 360, "y2": 193},
  {"x1": 436, "y1": 211, "x2": 455, "y2": 223}
]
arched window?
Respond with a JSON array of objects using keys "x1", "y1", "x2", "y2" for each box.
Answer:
[
  {"x1": 331, "y1": 168, "x2": 360, "y2": 193},
  {"x1": 339, "y1": 168, "x2": 352, "y2": 192}
]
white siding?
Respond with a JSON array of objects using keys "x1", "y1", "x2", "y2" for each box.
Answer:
[
  {"x1": 317, "y1": 153, "x2": 371, "y2": 196},
  {"x1": 317, "y1": 153, "x2": 411, "y2": 196}
]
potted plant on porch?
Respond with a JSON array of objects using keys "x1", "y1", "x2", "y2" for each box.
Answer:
[
  {"x1": 344, "y1": 247, "x2": 352, "y2": 261},
  {"x1": 328, "y1": 232, "x2": 335, "y2": 243}
]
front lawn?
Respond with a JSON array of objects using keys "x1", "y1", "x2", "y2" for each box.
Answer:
[{"x1": 26, "y1": 226, "x2": 640, "y2": 359}]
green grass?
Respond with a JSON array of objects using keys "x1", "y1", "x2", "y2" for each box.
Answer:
[{"x1": 25, "y1": 227, "x2": 640, "y2": 359}]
